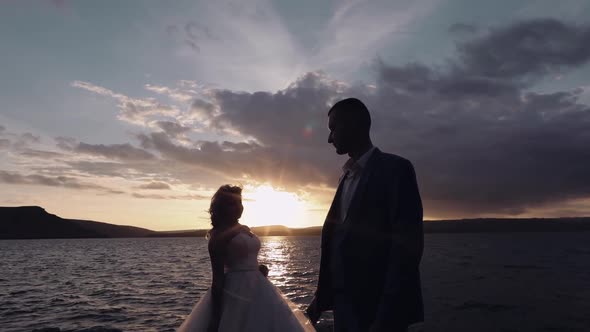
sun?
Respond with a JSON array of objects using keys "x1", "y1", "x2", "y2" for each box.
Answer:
[{"x1": 241, "y1": 185, "x2": 307, "y2": 228}]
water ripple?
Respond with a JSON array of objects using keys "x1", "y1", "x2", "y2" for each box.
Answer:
[{"x1": 1, "y1": 234, "x2": 590, "y2": 331}]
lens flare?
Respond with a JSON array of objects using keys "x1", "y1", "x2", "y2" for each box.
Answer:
[{"x1": 302, "y1": 124, "x2": 313, "y2": 138}]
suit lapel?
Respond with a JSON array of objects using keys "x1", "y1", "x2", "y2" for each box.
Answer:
[
  {"x1": 343, "y1": 148, "x2": 381, "y2": 224},
  {"x1": 321, "y1": 172, "x2": 347, "y2": 248}
]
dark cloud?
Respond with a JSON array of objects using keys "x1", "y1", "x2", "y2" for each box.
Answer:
[
  {"x1": 184, "y1": 39, "x2": 200, "y2": 52},
  {"x1": 182, "y1": 21, "x2": 215, "y2": 51},
  {"x1": 74, "y1": 142, "x2": 156, "y2": 161},
  {"x1": 62, "y1": 161, "x2": 127, "y2": 178},
  {"x1": 165, "y1": 21, "x2": 217, "y2": 53},
  {"x1": 154, "y1": 121, "x2": 191, "y2": 138},
  {"x1": 185, "y1": 21, "x2": 216, "y2": 40},
  {"x1": 9, "y1": 18, "x2": 588, "y2": 218},
  {"x1": 138, "y1": 181, "x2": 171, "y2": 190},
  {"x1": 449, "y1": 23, "x2": 478, "y2": 35},
  {"x1": 137, "y1": 131, "x2": 333, "y2": 188},
  {"x1": 62, "y1": 158, "x2": 226, "y2": 190},
  {"x1": 456, "y1": 18, "x2": 590, "y2": 81},
  {"x1": 140, "y1": 18, "x2": 588, "y2": 218},
  {"x1": 0, "y1": 130, "x2": 42, "y2": 150},
  {"x1": 363, "y1": 19, "x2": 590, "y2": 217},
  {"x1": 190, "y1": 99, "x2": 217, "y2": 119},
  {"x1": 19, "y1": 149, "x2": 66, "y2": 159},
  {"x1": 20, "y1": 133, "x2": 40, "y2": 143},
  {"x1": 55, "y1": 136, "x2": 77, "y2": 150},
  {"x1": 371, "y1": 65, "x2": 590, "y2": 216},
  {"x1": 0, "y1": 170, "x2": 123, "y2": 194},
  {"x1": 209, "y1": 71, "x2": 349, "y2": 147},
  {"x1": 132, "y1": 192, "x2": 208, "y2": 200},
  {"x1": 12, "y1": 133, "x2": 41, "y2": 149}
]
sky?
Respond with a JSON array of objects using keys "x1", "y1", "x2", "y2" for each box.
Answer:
[{"x1": 1, "y1": 0, "x2": 590, "y2": 231}]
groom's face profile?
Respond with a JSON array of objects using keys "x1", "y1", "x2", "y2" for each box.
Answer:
[{"x1": 328, "y1": 109, "x2": 354, "y2": 155}]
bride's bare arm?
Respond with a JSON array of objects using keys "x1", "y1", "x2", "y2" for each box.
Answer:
[{"x1": 208, "y1": 234, "x2": 225, "y2": 331}]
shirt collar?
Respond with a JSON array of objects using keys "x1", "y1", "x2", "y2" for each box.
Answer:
[{"x1": 342, "y1": 146, "x2": 376, "y2": 174}]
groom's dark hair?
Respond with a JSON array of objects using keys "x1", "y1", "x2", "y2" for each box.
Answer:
[{"x1": 328, "y1": 98, "x2": 371, "y2": 133}]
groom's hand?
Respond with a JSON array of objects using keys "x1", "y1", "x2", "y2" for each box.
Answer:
[{"x1": 305, "y1": 296, "x2": 321, "y2": 326}]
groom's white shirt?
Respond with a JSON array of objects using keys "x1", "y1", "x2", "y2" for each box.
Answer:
[{"x1": 338, "y1": 146, "x2": 376, "y2": 222}]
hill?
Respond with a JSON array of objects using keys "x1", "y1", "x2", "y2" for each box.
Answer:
[
  {"x1": 150, "y1": 225, "x2": 324, "y2": 237},
  {"x1": 1, "y1": 206, "x2": 590, "y2": 239},
  {"x1": 0, "y1": 206, "x2": 155, "y2": 239},
  {"x1": 423, "y1": 217, "x2": 590, "y2": 233},
  {"x1": 154, "y1": 218, "x2": 590, "y2": 237}
]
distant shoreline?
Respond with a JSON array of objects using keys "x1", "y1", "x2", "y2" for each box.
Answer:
[{"x1": 2, "y1": 206, "x2": 590, "y2": 240}]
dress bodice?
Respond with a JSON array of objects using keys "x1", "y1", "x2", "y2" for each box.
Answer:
[{"x1": 224, "y1": 230, "x2": 261, "y2": 272}]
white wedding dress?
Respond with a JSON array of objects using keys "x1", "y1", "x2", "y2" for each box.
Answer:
[{"x1": 178, "y1": 229, "x2": 316, "y2": 332}]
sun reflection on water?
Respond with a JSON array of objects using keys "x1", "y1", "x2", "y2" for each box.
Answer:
[
  {"x1": 258, "y1": 237, "x2": 290, "y2": 286},
  {"x1": 256, "y1": 236, "x2": 320, "y2": 304}
]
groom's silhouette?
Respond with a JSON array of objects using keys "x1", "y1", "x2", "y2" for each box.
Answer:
[{"x1": 307, "y1": 98, "x2": 424, "y2": 332}]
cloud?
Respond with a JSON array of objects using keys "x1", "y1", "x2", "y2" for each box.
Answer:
[
  {"x1": 207, "y1": 71, "x2": 353, "y2": 145},
  {"x1": 136, "y1": 131, "x2": 332, "y2": 188},
  {"x1": 0, "y1": 127, "x2": 46, "y2": 152},
  {"x1": 165, "y1": 21, "x2": 219, "y2": 54},
  {"x1": 54, "y1": 136, "x2": 156, "y2": 161},
  {"x1": 19, "y1": 149, "x2": 66, "y2": 159},
  {"x1": 372, "y1": 60, "x2": 590, "y2": 216},
  {"x1": 72, "y1": 81, "x2": 179, "y2": 126},
  {"x1": 153, "y1": 121, "x2": 192, "y2": 138},
  {"x1": 74, "y1": 142, "x2": 156, "y2": 161},
  {"x1": 311, "y1": 0, "x2": 438, "y2": 76},
  {"x1": 61, "y1": 161, "x2": 127, "y2": 178},
  {"x1": 189, "y1": 98, "x2": 218, "y2": 122},
  {"x1": 132, "y1": 192, "x2": 208, "y2": 200},
  {"x1": 138, "y1": 181, "x2": 171, "y2": 190},
  {"x1": 0, "y1": 130, "x2": 42, "y2": 150},
  {"x1": 55, "y1": 136, "x2": 77, "y2": 150},
  {"x1": 361, "y1": 19, "x2": 590, "y2": 216},
  {"x1": 0, "y1": 170, "x2": 123, "y2": 194},
  {"x1": 456, "y1": 18, "x2": 590, "y2": 81},
  {"x1": 144, "y1": 84, "x2": 194, "y2": 102},
  {"x1": 127, "y1": 18, "x2": 589, "y2": 218},
  {"x1": 449, "y1": 23, "x2": 478, "y2": 35},
  {"x1": 31, "y1": 17, "x2": 587, "y2": 219}
]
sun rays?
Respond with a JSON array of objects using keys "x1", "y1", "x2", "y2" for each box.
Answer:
[{"x1": 241, "y1": 185, "x2": 308, "y2": 228}]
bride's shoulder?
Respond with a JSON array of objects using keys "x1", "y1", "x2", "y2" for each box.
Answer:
[
  {"x1": 207, "y1": 228, "x2": 232, "y2": 251},
  {"x1": 207, "y1": 224, "x2": 250, "y2": 247},
  {"x1": 207, "y1": 230, "x2": 222, "y2": 252}
]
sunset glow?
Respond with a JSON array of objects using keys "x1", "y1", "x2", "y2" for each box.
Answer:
[
  {"x1": 1, "y1": 2, "x2": 590, "y2": 232},
  {"x1": 241, "y1": 185, "x2": 308, "y2": 228}
]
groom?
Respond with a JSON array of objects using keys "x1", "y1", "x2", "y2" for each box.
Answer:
[{"x1": 306, "y1": 98, "x2": 424, "y2": 332}]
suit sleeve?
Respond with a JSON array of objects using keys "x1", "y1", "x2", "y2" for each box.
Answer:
[{"x1": 374, "y1": 159, "x2": 424, "y2": 329}]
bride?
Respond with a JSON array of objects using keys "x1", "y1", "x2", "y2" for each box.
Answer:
[{"x1": 178, "y1": 185, "x2": 316, "y2": 332}]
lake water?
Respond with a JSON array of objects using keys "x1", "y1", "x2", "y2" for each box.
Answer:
[{"x1": 1, "y1": 233, "x2": 589, "y2": 332}]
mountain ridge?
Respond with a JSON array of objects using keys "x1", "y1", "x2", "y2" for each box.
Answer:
[{"x1": 1, "y1": 206, "x2": 590, "y2": 239}]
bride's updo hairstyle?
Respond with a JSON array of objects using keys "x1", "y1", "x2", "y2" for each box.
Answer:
[{"x1": 209, "y1": 184, "x2": 243, "y2": 229}]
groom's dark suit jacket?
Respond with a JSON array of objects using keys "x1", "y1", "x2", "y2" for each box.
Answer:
[{"x1": 316, "y1": 148, "x2": 424, "y2": 329}]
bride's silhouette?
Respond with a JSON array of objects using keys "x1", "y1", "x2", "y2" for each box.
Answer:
[{"x1": 178, "y1": 185, "x2": 315, "y2": 332}]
